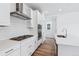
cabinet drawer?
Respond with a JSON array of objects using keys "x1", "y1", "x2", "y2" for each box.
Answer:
[
  {"x1": 0, "y1": 48, "x2": 15, "y2": 56},
  {"x1": 8, "y1": 47, "x2": 20, "y2": 56},
  {"x1": 0, "y1": 46, "x2": 20, "y2": 56}
]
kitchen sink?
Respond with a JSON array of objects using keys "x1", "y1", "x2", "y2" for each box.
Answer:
[{"x1": 10, "y1": 35, "x2": 33, "y2": 41}]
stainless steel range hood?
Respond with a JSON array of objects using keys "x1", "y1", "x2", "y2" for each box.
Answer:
[{"x1": 10, "y1": 3, "x2": 31, "y2": 20}]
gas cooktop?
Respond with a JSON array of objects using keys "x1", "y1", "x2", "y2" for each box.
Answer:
[{"x1": 10, "y1": 35, "x2": 33, "y2": 41}]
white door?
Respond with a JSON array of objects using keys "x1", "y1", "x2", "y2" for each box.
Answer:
[
  {"x1": 42, "y1": 16, "x2": 56, "y2": 39},
  {"x1": 44, "y1": 20, "x2": 56, "y2": 38},
  {"x1": 45, "y1": 22, "x2": 53, "y2": 38}
]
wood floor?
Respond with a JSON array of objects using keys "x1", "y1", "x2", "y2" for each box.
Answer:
[{"x1": 32, "y1": 38, "x2": 58, "y2": 56}]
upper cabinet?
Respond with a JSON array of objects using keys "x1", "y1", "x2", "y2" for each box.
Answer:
[
  {"x1": 0, "y1": 3, "x2": 10, "y2": 26},
  {"x1": 30, "y1": 10, "x2": 42, "y2": 27},
  {"x1": 36, "y1": 10, "x2": 42, "y2": 24},
  {"x1": 30, "y1": 9, "x2": 36, "y2": 27},
  {"x1": 23, "y1": 4, "x2": 32, "y2": 18},
  {"x1": 26, "y1": 9, "x2": 37, "y2": 28},
  {"x1": 10, "y1": 3, "x2": 16, "y2": 12}
]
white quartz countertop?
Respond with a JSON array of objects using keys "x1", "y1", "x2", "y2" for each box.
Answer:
[
  {"x1": 0, "y1": 35, "x2": 37, "y2": 51},
  {"x1": 0, "y1": 39, "x2": 20, "y2": 51},
  {"x1": 56, "y1": 34, "x2": 79, "y2": 47}
]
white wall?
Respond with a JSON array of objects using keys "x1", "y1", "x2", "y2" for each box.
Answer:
[{"x1": 0, "y1": 16, "x2": 30, "y2": 40}]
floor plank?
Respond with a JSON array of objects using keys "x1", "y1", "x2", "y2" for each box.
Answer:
[{"x1": 32, "y1": 38, "x2": 57, "y2": 56}]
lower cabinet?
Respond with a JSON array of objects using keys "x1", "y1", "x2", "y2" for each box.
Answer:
[
  {"x1": 21, "y1": 43, "x2": 33, "y2": 56},
  {"x1": 8, "y1": 47, "x2": 20, "y2": 56},
  {"x1": 20, "y1": 36, "x2": 38, "y2": 56},
  {"x1": 0, "y1": 36, "x2": 40, "y2": 56},
  {"x1": 0, "y1": 45, "x2": 20, "y2": 56}
]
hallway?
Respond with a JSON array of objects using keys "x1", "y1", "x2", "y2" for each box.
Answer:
[{"x1": 32, "y1": 38, "x2": 57, "y2": 56}]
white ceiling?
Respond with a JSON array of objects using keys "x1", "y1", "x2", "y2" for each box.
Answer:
[{"x1": 26, "y1": 3, "x2": 79, "y2": 15}]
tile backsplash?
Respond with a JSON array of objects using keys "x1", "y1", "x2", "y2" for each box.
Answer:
[{"x1": 0, "y1": 16, "x2": 30, "y2": 40}]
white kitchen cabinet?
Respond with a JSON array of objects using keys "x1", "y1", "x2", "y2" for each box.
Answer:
[
  {"x1": 33, "y1": 10, "x2": 40, "y2": 25},
  {"x1": 35, "y1": 10, "x2": 42, "y2": 24},
  {"x1": 0, "y1": 45, "x2": 20, "y2": 56},
  {"x1": 0, "y1": 3, "x2": 10, "y2": 26},
  {"x1": 30, "y1": 10, "x2": 38, "y2": 35},
  {"x1": 32, "y1": 36, "x2": 38, "y2": 50},
  {"x1": 37, "y1": 11, "x2": 41, "y2": 24},
  {"x1": 21, "y1": 45, "x2": 29, "y2": 56},
  {"x1": 21, "y1": 41, "x2": 33, "y2": 56},
  {"x1": 28, "y1": 36, "x2": 38, "y2": 55},
  {"x1": 30, "y1": 9, "x2": 34, "y2": 27},
  {"x1": 10, "y1": 3, "x2": 16, "y2": 12},
  {"x1": 21, "y1": 38, "x2": 33, "y2": 56},
  {"x1": 20, "y1": 36, "x2": 38, "y2": 56},
  {"x1": 23, "y1": 4, "x2": 31, "y2": 18},
  {"x1": 0, "y1": 36, "x2": 38, "y2": 56},
  {"x1": 27, "y1": 9, "x2": 37, "y2": 28},
  {"x1": 8, "y1": 47, "x2": 20, "y2": 56}
]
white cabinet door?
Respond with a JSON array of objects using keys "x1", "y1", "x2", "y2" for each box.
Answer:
[
  {"x1": 21, "y1": 44, "x2": 32, "y2": 56},
  {"x1": 26, "y1": 8, "x2": 35, "y2": 28},
  {"x1": 8, "y1": 47, "x2": 20, "y2": 56},
  {"x1": 0, "y1": 3, "x2": 10, "y2": 26},
  {"x1": 30, "y1": 9, "x2": 34, "y2": 27},
  {"x1": 10, "y1": 3, "x2": 16, "y2": 12},
  {"x1": 20, "y1": 38, "x2": 32, "y2": 56},
  {"x1": 23, "y1": 4, "x2": 31, "y2": 17},
  {"x1": 32, "y1": 36, "x2": 38, "y2": 50},
  {"x1": 29, "y1": 10, "x2": 38, "y2": 35},
  {"x1": 0, "y1": 45, "x2": 20, "y2": 56},
  {"x1": 37, "y1": 11, "x2": 41, "y2": 24},
  {"x1": 20, "y1": 37, "x2": 37, "y2": 56},
  {"x1": 32, "y1": 10, "x2": 38, "y2": 27},
  {"x1": 21, "y1": 44, "x2": 30, "y2": 56}
]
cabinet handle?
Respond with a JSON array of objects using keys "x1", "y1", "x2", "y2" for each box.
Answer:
[{"x1": 5, "y1": 49, "x2": 14, "y2": 53}]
